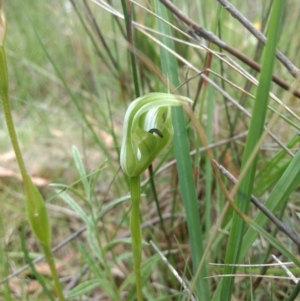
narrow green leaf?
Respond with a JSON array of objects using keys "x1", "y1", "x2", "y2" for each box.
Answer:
[
  {"x1": 66, "y1": 279, "x2": 109, "y2": 299},
  {"x1": 212, "y1": 147, "x2": 300, "y2": 300},
  {"x1": 72, "y1": 145, "x2": 89, "y2": 198},
  {"x1": 57, "y1": 190, "x2": 93, "y2": 228},
  {"x1": 120, "y1": 0, "x2": 140, "y2": 98},
  {"x1": 103, "y1": 237, "x2": 148, "y2": 253},
  {"x1": 78, "y1": 243, "x2": 117, "y2": 299},
  {"x1": 286, "y1": 281, "x2": 300, "y2": 301},
  {"x1": 247, "y1": 219, "x2": 300, "y2": 268},
  {"x1": 0, "y1": 221, "x2": 13, "y2": 301},
  {"x1": 155, "y1": 1, "x2": 208, "y2": 299},
  {"x1": 78, "y1": 243, "x2": 103, "y2": 279},
  {"x1": 241, "y1": 148, "x2": 300, "y2": 258},
  {"x1": 123, "y1": 254, "x2": 161, "y2": 301},
  {"x1": 254, "y1": 134, "x2": 300, "y2": 196},
  {"x1": 220, "y1": 1, "x2": 286, "y2": 300},
  {"x1": 20, "y1": 227, "x2": 55, "y2": 301}
]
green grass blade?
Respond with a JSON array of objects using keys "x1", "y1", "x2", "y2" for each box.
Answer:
[
  {"x1": 56, "y1": 190, "x2": 92, "y2": 228},
  {"x1": 0, "y1": 220, "x2": 12, "y2": 301},
  {"x1": 155, "y1": 1, "x2": 208, "y2": 299},
  {"x1": 247, "y1": 219, "x2": 300, "y2": 267},
  {"x1": 124, "y1": 254, "x2": 161, "y2": 301},
  {"x1": 241, "y1": 147, "x2": 300, "y2": 257},
  {"x1": 20, "y1": 228, "x2": 55, "y2": 301},
  {"x1": 285, "y1": 282, "x2": 300, "y2": 301},
  {"x1": 219, "y1": 1, "x2": 285, "y2": 300},
  {"x1": 254, "y1": 134, "x2": 300, "y2": 196},
  {"x1": 66, "y1": 279, "x2": 111, "y2": 299},
  {"x1": 72, "y1": 145, "x2": 90, "y2": 199},
  {"x1": 205, "y1": 85, "x2": 215, "y2": 239},
  {"x1": 213, "y1": 147, "x2": 300, "y2": 300},
  {"x1": 120, "y1": 0, "x2": 140, "y2": 98}
]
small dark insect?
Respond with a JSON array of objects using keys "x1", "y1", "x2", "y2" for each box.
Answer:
[{"x1": 148, "y1": 128, "x2": 164, "y2": 138}]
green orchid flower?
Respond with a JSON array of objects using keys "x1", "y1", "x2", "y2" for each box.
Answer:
[
  {"x1": 120, "y1": 92, "x2": 192, "y2": 301},
  {"x1": 120, "y1": 92, "x2": 192, "y2": 177}
]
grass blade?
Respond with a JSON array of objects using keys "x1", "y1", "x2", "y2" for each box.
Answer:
[
  {"x1": 241, "y1": 147, "x2": 300, "y2": 258},
  {"x1": 155, "y1": 1, "x2": 208, "y2": 299},
  {"x1": 72, "y1": 146, "x2": 90, "y2": 199},
  {"x1": 219, "y1": 1, "x2": 286, "y2": 300},
  {"x1": 20, "y1": 227, "x2": 55, "y2": 301}
]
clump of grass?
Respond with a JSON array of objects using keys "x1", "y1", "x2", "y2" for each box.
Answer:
[{"x1": 1, "y1": 0, "x2": 300, "y2": 300}]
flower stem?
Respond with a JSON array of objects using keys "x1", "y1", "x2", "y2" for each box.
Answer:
[
  {"x1": 42, "y1": 243, "x2": 65, "y2": 301},
  {"x1": 0, "y1": 23, "x2": 66, "y2": 301},
  {"x1": 129, "y1": 176, "x2": 143, "y2": 301},
  {"x1": 0, "y1": 47, "x2": 27, "y2": 180}
]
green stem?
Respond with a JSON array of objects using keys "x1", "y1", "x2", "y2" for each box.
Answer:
[
  {"x1": 42, "y1": 244, "x2": 65, "y2": 301},
  {"x1": 148, "y1": 164, "x2": 167, "y2": 236},
  {"x1": 0, "y1": 47, "x2": 27, "y2": 179},
  {"x1": 129, "y1": 176, "x2": 143, "y2": 301},
  {"x1": 120, "y1": 0, "x2": 140, "y2": 98},
  {"x1": 0, "y1": 35, "x2": 66, "y2": 301}
]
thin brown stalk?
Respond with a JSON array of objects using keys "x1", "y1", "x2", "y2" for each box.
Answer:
[
  {"x1": 217, "y1": 0, "x2": 299, "y2": 78},
  {"x1": 214, "y1": 160, "x2": 300, "y2": 248},
  {"x1": 159, "y1": 0, "x2": 300, "y2": 99}
]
